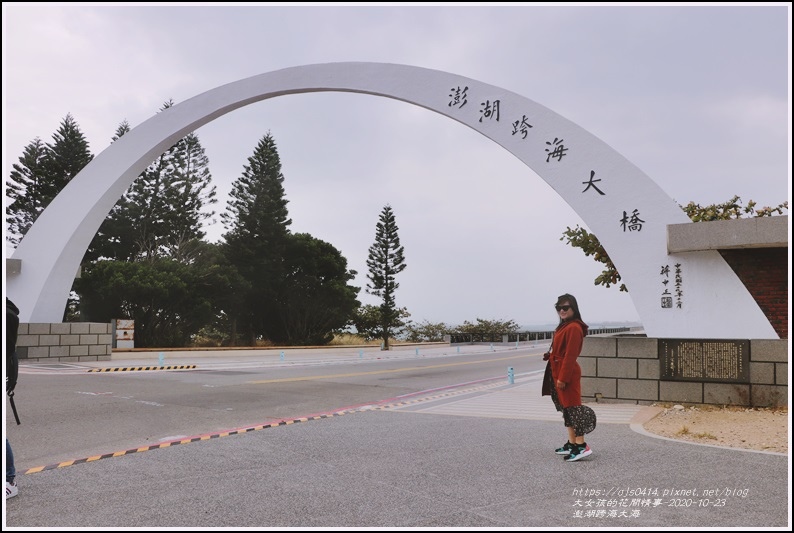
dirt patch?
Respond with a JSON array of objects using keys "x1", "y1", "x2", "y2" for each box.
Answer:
[{"x1": 641, "y1": 404, "x2": 789, "y2": 454}]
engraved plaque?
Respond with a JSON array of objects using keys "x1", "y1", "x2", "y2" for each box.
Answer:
[{"x1": 658, "y1": 339, "x2": 750, "y2": 383}]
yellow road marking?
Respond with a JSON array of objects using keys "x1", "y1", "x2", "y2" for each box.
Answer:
[{"x1": 248, "y1": 353, "x2": 529, "y2": 384}]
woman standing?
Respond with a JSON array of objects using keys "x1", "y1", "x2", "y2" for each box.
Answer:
[{"x1": 547, "y1": 293, "x2": 592, "y2": 462}]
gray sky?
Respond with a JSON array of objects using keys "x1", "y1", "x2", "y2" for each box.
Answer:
[{"x1": 2, "y1": 3, "x2": 790, "y2": 328}]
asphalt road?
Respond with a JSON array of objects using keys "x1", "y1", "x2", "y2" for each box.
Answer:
[
  {"x1": 4, "y1": 342, "x2": 790, "y2": 528},
  {"x1": 7, "y1": 343, "x2": 548, "y2": 473}
]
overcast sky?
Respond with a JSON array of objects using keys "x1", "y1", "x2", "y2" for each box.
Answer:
[{"x1": 2, "y1": 3, "x2": 790, "y2": 329}]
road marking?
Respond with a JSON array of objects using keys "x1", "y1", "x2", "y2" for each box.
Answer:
[
  {"x1": 87, "y1": 365, "x2": 197, "y2": 372},
  {"x1": 247, "y1": 353, "x2": 530, "y2": 384},
  {"x1": 19, "y1": 372, "x2": 654, "y2": 476}
]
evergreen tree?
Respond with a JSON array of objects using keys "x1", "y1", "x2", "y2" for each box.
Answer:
[
  {"x1": 85, "y1": 103, "x2": 217, "y2": 262},
  {"x1": 76, "y1": 104, "x2": 219, "y2": 339},
  {"x1": 221, "y1": 132, "x2": 292, "y2": 345},
  {"x1": 5, "y1": 114, "x2": 93, "y2": 247},
  {"x1": 43, "y1": 113, "x2": 94, "y2": 202},
  {"x1": 5, "y1": 138, "x2": 48, "y2": 246},
  {"x1": 365, "y1": 204, "x2": 407, "y2": 350},
  {"x1": 162, "y1": 132, "x2": 217, "y2": 258},
  {"x1": 131, "y1": 144, "x2": 180, "y2": 260}
]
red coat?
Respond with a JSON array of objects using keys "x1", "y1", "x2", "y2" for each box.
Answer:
[{"x1": 549, "y1": 318, "x2": 588, "y2": 408}]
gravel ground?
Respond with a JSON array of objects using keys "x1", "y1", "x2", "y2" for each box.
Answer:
[{"x1": 642, "y1": 404, "x2": 789, "y2": 454}]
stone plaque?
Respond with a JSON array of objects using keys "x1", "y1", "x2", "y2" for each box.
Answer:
[{"x1": 658, "y1": 339, "x2": 750, "y2": 383}]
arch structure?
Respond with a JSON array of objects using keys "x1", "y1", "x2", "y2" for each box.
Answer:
[{"x1": 6, "y1": 62, "x2": 778, "y2": 339}]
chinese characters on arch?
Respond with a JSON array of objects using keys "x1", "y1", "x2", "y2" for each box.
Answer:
[
  {"x1": 660, "y1": 263, "x2": 683, "y2": 309},
  {"x1": 447, "y1": 83, "x2": 653, "y2": 245}
]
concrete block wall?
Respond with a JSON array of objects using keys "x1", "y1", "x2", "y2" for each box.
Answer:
[
  {"x1": 16, "y1": 322, "x2": 112, "y2": 362},
  {"x1": 580, "y1": 337, "x2": 787, "y2": 407}
]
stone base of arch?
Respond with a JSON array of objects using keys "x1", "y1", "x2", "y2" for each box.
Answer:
[
  {"x1": 580, "y1": 337, "x2": 787, "y2": 408},
  {"x1": 16, "y1": 322, "x2": 112, "y2": 362}
]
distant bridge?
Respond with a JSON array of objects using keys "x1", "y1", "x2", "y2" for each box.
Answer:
[{"x1": 447, "y1": 327, "x2": 639, "y2": 344}]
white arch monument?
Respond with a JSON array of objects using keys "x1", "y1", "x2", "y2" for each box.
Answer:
[{"x1": 5, "y1": 62, "x2": 778, "y2": 339}]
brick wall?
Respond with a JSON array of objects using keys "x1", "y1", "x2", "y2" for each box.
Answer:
[
  {"x1": 580, "y1": 337, "x2": 787, "y2": 408},
  {"x1": 719, "y1": 248, "x2": 788, "y2": 339},
  {"x1": 16, "y1": 322, "x2": 112, "y2": 362}
]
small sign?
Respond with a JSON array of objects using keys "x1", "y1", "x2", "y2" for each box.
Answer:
[
  {"x1": 115, "y1": 319, "x2": 135, "y2": 348},
  {"x1": 658, "y1": 339, "x2": 749, "y2": 383}
]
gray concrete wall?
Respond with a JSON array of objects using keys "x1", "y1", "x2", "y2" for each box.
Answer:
[
  {"x1": 667, "y1": 215, "x2": 788, "y2": 252},
  {"x1": 580, "y1": 337, "x2": 787, "y2": 407},
  {"x1": 16, "y1": 322, "x2": 112, "y2": 362}
]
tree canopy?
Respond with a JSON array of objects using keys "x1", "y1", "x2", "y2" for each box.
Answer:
[
  {"x1": 6, "y1": 114, "x2": 93, "y2": 245},
  {"x1": 85, "y1": 102, "x2": 217, "y2": 263},
  {"x1": 270, "y1": 233, "x2": 360, "y2": 345},
  {"x1": 9, "y1": 116, "x2": 370, "y2": 348}
]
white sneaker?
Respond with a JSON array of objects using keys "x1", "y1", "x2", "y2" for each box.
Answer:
[{"x1": 6, "y1": 481, "x2": 18, "y2": 499}]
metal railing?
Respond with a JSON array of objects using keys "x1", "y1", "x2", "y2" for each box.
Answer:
[{"x1": 447, "y1": 327, "x2": 634, "y2": 345}]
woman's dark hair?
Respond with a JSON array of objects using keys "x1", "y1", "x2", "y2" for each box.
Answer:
[{"x1": 555, "y1": 293, "x2": 583, "y2": 325}]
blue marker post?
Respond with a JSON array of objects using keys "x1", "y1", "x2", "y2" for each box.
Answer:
[
  {"x1": 359, "y1": 349, "x2": 363, "y2": 359},
  {"x1": 490, "y1": 343, "x2": 494, "y2": 352},
  {"x1": 280, "y1": 351, "x2": 285, "y2": 361},
  {"x1": 457, "y1": 346, "x2": 460, "y2": 354},
  {"x1": 507, "y1": 367, "x2": 514, "y2": 384},
  {"x1": 158, "y1": 352, "x2": 164, "y2": 367},
  {"x1": 415, "y1": 347, "x2": 419, "y2": 356}
]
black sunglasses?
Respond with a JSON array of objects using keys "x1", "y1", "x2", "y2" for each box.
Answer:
[{"x1": 555, "y1": 305, "x2": 572, "y2": 312}]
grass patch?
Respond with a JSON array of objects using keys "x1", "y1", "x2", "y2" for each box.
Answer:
[{"x1": 676, "y1": 426, "x2": 690, "y2": 436}]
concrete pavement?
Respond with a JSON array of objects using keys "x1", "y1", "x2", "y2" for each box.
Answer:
[{"x1": 4, "y1": 346, "x2": 790, "y2": 529}]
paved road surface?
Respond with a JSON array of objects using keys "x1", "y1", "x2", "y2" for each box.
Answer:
[{"x1": 4, "y1": 344, "x2": 789, "y2": 528}]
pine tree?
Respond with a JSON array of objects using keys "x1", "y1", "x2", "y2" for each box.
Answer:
[
  {"x1": 77, "y1": 105, "x2": 218, "y2": 337},
  {"x1": 5, "y1": 138, "x2": 49, "y2": 246},
  {"x1": 221, "y1": 132, "x2": 292, "y2": 345},
  {"x1": 43, "y1": 113, "x2": 94, "y2": 202},
  {"x1": 365, "y1": 204, "x2": 407, "y2": 350},
  {"x1": 5, "y1": 114, "x2": 93, "y2": 247},
  {"x1": 162, "y1": 132, "x2": 217, "y2": 260},
  {"x1": 85, "y1": 103, "x2": 217, "y2": 262}
]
